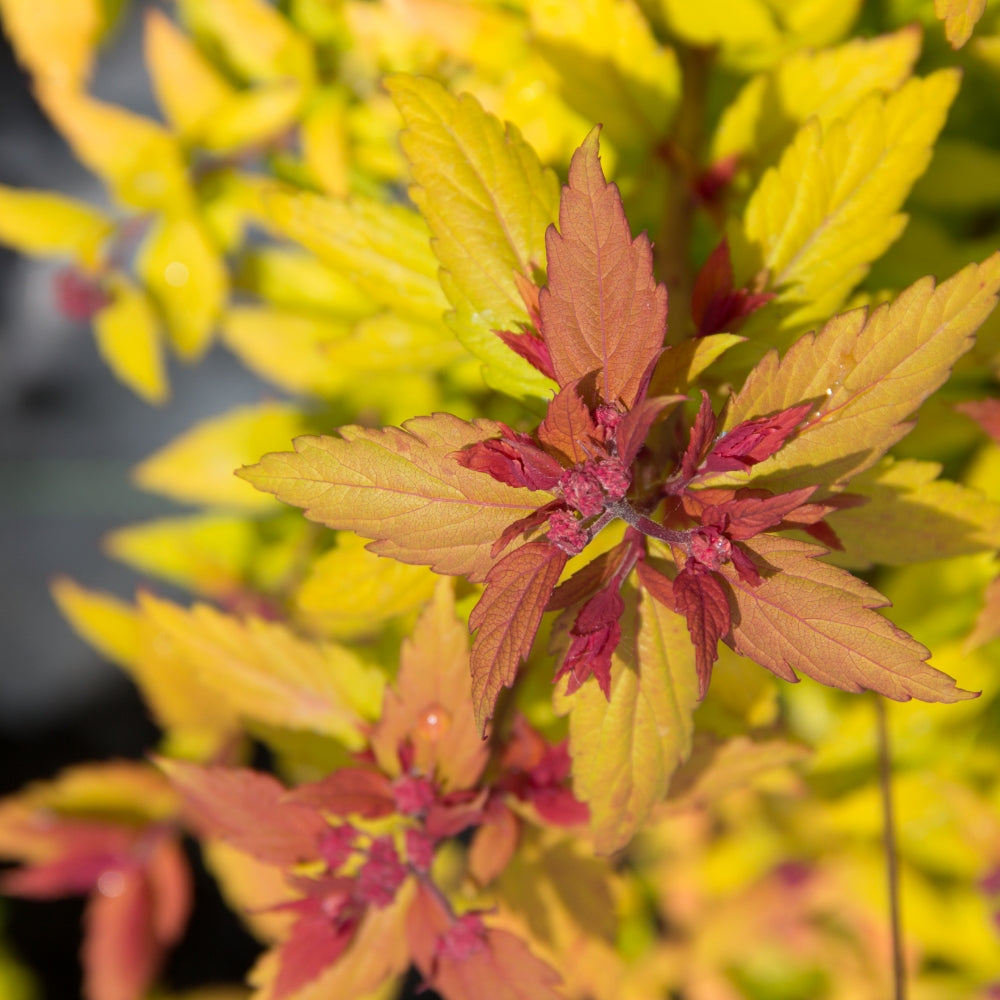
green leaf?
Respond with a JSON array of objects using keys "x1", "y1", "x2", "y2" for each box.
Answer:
[
  {"x1": 738, "y1": 69, "x2": 960, "y2": 330},
  {"x1": 386, "y1": 74, "x2": 560, "y2": 398},
  {"x1": 568, "y1": 585, "x2": 698, "y2": 854},
  {"x1": 239, "y1": 413, "x2": 552, "y2": 582},
  {"x1": 716, "y1": 254, "x2": 1000, "y2": 493},
  {"x1": 720, "y1": 534, "x2": 977, "y2": 703}
]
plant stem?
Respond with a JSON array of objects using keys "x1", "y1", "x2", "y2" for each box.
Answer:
[{"x1": 875, "y1": 694, "x2": 906, "y2": 1000}]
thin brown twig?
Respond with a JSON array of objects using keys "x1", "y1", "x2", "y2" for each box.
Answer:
[{"x1": 875, "y1": 694, "x2": 906, "y2": 1000}]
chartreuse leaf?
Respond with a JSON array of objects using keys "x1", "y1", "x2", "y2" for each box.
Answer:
[
  {"x1": 935, "y1": 0, "x2": 987, "y2": 48},
  {"x1": 92, "y1": 275, "x2": 168, "y2": 405},
  {"x1": 137, "y1": 214, "x2": 227, "y2": 360},
  {"x1": 372, "y1": 579, "x2": 488, "y2": 792},
  {"x1": 52, "y1": 579, "x2": 237, "y2": 756},
  {"x1": 567, "y1": 586, "x2": 698, "y2": 854},
  {"x1": 36, "y1": 83, "x2": 192, "y2": 213},
  {"x1": 265, "y1": 190, "x2": 448, "y2": 324},
  {"x1": 720, "y1": 534, "x2": 976, "y2": 703},
  {"x1": 135, "y1": 403, "x2": 310, "y2": 512},
  {"x1": 0, "y1": 185, "x2": 111, "y2": 264},
  {"x1": 659, "y1": 0, "x2": 860, "y2": 71},
  {"x1": 140, "y1": 594, "x2": 383, "y2": 749},
  {"x1": 541, "y1": 127, "x2": 667, "y2": 406},
  {"x1": 824, "y1": 458, "x2": 1000, "y2": 569},
  {"x1": 300, "y1": 86, "x2": 351, "y2": 198},
  {"x1": 529, "y1": 0, "x2": 681, "y2": 145},
  {"x1": 144, "y1": 8, "x2": 234, "y2": 140},
  {"x1": 649, "y1": 334, "x2": 744, "y2": 396},
  {"x1": 0, "y1": 0, "x2": 103, "y2": 85},
  {"x1": 716, "y1": 254, "x2": 1000, "y2": 493},
  {"x1": 738, "y1": 70, "x2": 960, "y2": 330},
  {"x1": 239, "y1": 413, "x2": 552, "y2": 581},
  {"x1": 104, "y1": 514, "x2": 256, "y2": 598},
  {"x1": 386, "y1": 74, "x2": 560, "y2": 398},
  {"x1": 176, "y1": 0, "x2": 315, "y2": 84},
  {"x1": 711, "y1": 27, "x2": 920, "y2": 172},
  {"x1": 294, "y1": 532, "x2": 438, "y2": 640}
]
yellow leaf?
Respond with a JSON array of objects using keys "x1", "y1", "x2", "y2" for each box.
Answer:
[
  {"x1": 139, "y1": 593, "x2": 384, "y2": 748},
  {"x1": 386, "y1": 74, "x2": 560, "y2": 398},
  {"x1": 0, "y1": 0, "x2": 102, "y2": 86},
  {"x1": 711, "y1": 27, "x2": 921, "y2": 169},
  {"x1": 935, "y1": 0, "x2": 987, "y2": 48},
  {"x1": 530, "y1": 0, "x2": 681, "y2": 144},
  {"x1": 36, "y1": 82, "x2": 192, "y2": 212},
  {"x1": 295, "y1": 533, "x2": 439, "y2": 638},
  {"x1": 659, "y1": 0, "x2": 861, "y2": 71},
  {"x1": 104, "y1": 514, "x2": 257, "y2": 598},
  {"x1": 0, "y1": 185, "x2": 111, "y2": 264},
  {"x1": 144, "y1": 7, "x2": 234, "y2": 140},
  {"x1": 137, "y1": 213, "x2": 228, "y2": 360},
  {"x1": 220, "y1": 307, "x2": 352, "y2": 396},
  {"x1": 301, "y1": 87, "x2": 351, "y2": 197},
  {"x1": 92, "y1": 275, "x2": 169, "y2": 405},
  {"x1": 739, "y1": 69, "x2": 960, "y2": 330},
  {"x1": 50, "y1": 576, "x2": 140, "y2": 669},
  {"x1": 265, "y1": 189, "x2": 448, "y2": 323},
  {"x1": 177, "y1": 0, "x2": 315, "y2": 84},
  {"x1": 649, "y1": 333, "x2": 745, "y2": 396},
  {"x1": 825, "y1": 458, "x2": 1000, "y2": 569},
  {"x1": 568, "y1": 586, "x2": 698, "y2": 854},
  {"x1": 202, "y1": 81, "x2": 308, "y2": 153},
  {"x1": 133, "y1": 402, "x2": 310, "y2": 511},
  {"x1": 718, "y1": 254, "x2": 1000, "y2": 493}
]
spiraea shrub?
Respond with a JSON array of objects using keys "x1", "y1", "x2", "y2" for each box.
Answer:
[{"x1": 2, "y1": 1, "x2": 1000, "y2": 998}]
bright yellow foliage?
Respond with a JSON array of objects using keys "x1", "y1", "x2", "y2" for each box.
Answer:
[
  {"x1": 0, "y1": 0, "x2": 103, "y2": 86},
  {"x1": 0, "y1": 185, "x2": 111, "y2": 264}
]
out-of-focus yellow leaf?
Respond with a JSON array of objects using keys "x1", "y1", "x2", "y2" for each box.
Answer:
[
  {"x1": 530, "y1": 0, "x2": 681, "y2": 146},
  {"x1": 92, "y1": 275, "x2": 168, "y2": 405},
  {"x1": 202, "y1": 81, "x2": 307, "y2": 153},
  {"x1": 51, "y1": 576, "x2": 140, "y2": 669},
  {"x1": 0, "y1": 185, "x2": 111, "y2": 264},
  {"x1": 301, "y1": 87, "x2": 351, "y2": 197},
  {"x1": 36, "y1": 83, "x2": 192, "y2": 212},
  {"x1": 133, "y1": 402, "x2": 310, "y2": 511},
  {"x1": 826, "y1": 458, "x2": 1000, "y2": 569},
  {"x1": 324, "y1": 313, "x2": 467, "y2": 377},
  {"x1": 0, "y1": 0, "x2": 103, "y2": 85},
  {"x1": 137, "y1": 214, "x2": 228, "y2": 360},
  {"x1": 145, "y1": 8, "x2": 234, "y2": 140},
  {"x1": 568, "y1": 588, "x2": 698, "y2": 854},
  {"x1": 139, "y1": 593, "x2": 384, "y2": 749},
  {"x1": 738, "y1": 70, "x2": 960, "y2": 330},
  {"x1": 294, "y1": 532, "x2": 439, "y2": 638},
  {"x1": 177, "y1": 0, "x2": 315, "y2": 84},
  {"x1": 659, "y1": 0, "x2": 861, "y2": 71},
  {"x1": 386, "y1": 74, "x2": 560, "y2": 398},
  {"x1": 912, "y1": 138, "x2": 1000, "y2": 210},
  {"x1": 104, "y1": 514, "x2": 257, "y2": 598},
  {"x1": 236, "y1": 246, "x2": 376, "y2": 319},
  {"x1": 935, "y1": 0, "x2": 987, "y2": 47},
  {"x1": 221, "y1": 308, "x2": 350, "y2": 396},
  {"x1": 711, "y1": 27, "x2": 920, "y2": 171},
  {"x1": 265, "y1": 189, "x2": 448, "y2": 323}
]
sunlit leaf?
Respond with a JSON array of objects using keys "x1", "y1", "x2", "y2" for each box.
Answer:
[
  {"x1": 0, "y1": 0, "x2": 103, "y2": 85},
  {"x1": 387, "y1": 74, "x2": 560, "y2": 398},
  {"x1": 0, "y1": 185, "x2": 111, "y2": 264},
  {"x1": 935, "y1": 0, "x2": 987, "y2": 48},
  {"x1": 50, "y1": 577, "x2": 140, "y2": 671}
]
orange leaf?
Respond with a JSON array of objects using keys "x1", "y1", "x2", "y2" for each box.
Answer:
[
  {"x1": 240, "y1": 413, "x2": 552, "y2": 582},
  {"x1": 540, "y1": 127, "x2": 667, "y2": 406},
  {"x1": 469, "y1": 542, "x2": 568, "y2": 734},
  {"x1": 720, "y1": 534, "x2": 978, "y2": 703}
]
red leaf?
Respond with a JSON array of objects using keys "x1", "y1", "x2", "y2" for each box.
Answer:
[
  {"x1": 144, "y1": 836, "x2": 191, "y2": 947},
  {"x1": 957, "y1": 398, "x2": 1000, "y2": 444},
  {"x1": 539, "y1": 127, "x2": 667, "y2": 406},
  {"x1": 615, "y1": 393, "x2": 681, "y2": 466},
  {"x1": 691, "y1": 239, "x2": 773, "y2": 335},
  {"x1": 82, "y1": 868, "x2": 159, "y2": 1000},
  {"x1": 286, "y1": 768, "x2": 396, "y2": 820},
  {"x1": 496, "y1": 328, "x2": 556, "y2": 381},
  {"x1": 468, "y1": 801, "x2": 519, "y2": 885},
  {"x1": 681, "y1": 391, "x2": 718, "y2": 479},
  {"x1": 555, "y1": 587, "x2": 624, "y2": 697},
  {"x1": 673, "y1": 564, "x2": 731, "y2": 697},
  {"x1": 469, "y1": 542, "x2": 568, "y2": 733},
  {"x1": 537, "y1": 382, "x2": 601, "y2": 464},
  {"x1": 1, "y1": 851, "x2": 125, "y2": 899},
  {"x1": 270, "y1": 898, "x2": 358, "y2": 1000},
  {"x1": 635, "y1": 559, "x2": 676, "y2": 610},
  {"x1": 407, "y1": 882, "x2": 564, "y2": 1000},
  {"x1": 696, "y1": 486, "x2": 818, "y2": 540},
  {"x1": 704, "y1": 403, "x2": 812, "y2": 473},
  {"x1": 456, "y1": 432, "x2": 563, "y2": 492},
  {"x1": 160, "y1": 761, "x2": 328, "y2": 867}
]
